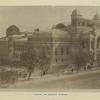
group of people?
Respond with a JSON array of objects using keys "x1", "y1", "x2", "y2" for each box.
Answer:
[{"x1": 70, "y1": 63, "x2": 95, "y2": 73}]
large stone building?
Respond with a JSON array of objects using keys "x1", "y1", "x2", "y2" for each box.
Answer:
[
  {"x1": 0, "y1": 9, "x2": 100, "y2": 70},
  {"x1": 52, "y1": 9, "x2": 100, "y2": 68}
]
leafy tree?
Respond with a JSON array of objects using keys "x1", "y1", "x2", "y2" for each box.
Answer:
[
  {"x1": 21, "y1": 45, "x2": 51, "y2": 79},
  {"x1": 69, "y1": 50, "x2": 91, "y2": 72},
  {"x1": 37, "y1": 49, "x2": 51, "y2": 77},
  {"x1": 34, "y1": 28, "x2": 40, "y2": 32},
  {"x1": 21, "y1": 47, "x2": 38, "y2": 80}
]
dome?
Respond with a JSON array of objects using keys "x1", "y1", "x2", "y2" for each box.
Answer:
[
  {"x1": 71, "y1": 8, "x2": 82, "y2": 16},
  {"x1": 6, "y1": 25, "x2": 20, "y2": 37},
  {"x1": 93, "y1": 13, "x2": 100, "y2": 20},
  {"x1": 55, "y1": 23, "x2": 67, "y2": 29}
]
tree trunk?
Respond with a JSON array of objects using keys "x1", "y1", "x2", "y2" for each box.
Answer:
[{"x1": 27, "y1": 71, "x2": 31, "y2": 80}]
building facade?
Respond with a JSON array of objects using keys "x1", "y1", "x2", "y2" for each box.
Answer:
[{"x1": 0, "y1": 9, "x2": 100, "y2": 70}]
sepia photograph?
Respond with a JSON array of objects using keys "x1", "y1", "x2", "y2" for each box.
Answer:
[{"x1": 0, "y1": 6, "x2": 100, "y2": 90}]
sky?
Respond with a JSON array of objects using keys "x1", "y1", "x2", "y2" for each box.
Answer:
[{"x1": 0, "y1": 6, "x2": 100, "y2": 37}]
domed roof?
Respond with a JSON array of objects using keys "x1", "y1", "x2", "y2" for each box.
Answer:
[
  {"x1": 55, "y1": 23, "x2": 67, "y2": 29},
  {"x1": 93, "y1": 13, "x2": 100, "y2": 20},
  {"x1": 6, "y1": 25, "x2": 20, "y2": 36},
  {"x1": 71, "y1": 8, "x2": 82, "y2": 16}
]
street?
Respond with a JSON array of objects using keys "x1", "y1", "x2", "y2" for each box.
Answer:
[{"x1": 8, "y1": 69, "x2": 100, "y2": 89}]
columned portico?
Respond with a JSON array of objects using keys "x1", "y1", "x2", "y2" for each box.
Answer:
[{"x1": 90, "y1": 27, "x2": 100, "y2": 65}]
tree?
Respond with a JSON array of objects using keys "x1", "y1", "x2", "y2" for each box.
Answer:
[
  {"x1": 20, "y1": 47, "x2": 38, "y2": 80},
  {"x1": 69, "y1": 50, "x2": 90, "y2": 72},
  {"x1": 37, "y1": 49, "x2": 51, "y2": 77},
  {"x1": 21, "y1": 45, "x2": 51, "y2": 79},
  {"x1": 34, "y1": 28, "x2": 40, "y2": 32}
]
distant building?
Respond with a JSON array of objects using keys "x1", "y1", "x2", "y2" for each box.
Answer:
[{"x1": 0, "y1": 25, "x2": 31, "y2": 66}]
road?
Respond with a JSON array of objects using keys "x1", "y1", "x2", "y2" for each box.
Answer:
[{"x1": 9, "y1": 70, "x2": 100, "y2": 89}]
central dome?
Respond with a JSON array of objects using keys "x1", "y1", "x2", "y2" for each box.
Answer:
[{"x1": 6, "y1": 25, "x2": 20, "y2": 37}]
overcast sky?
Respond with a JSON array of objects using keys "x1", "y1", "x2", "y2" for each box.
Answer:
[{"x1": 0, "y1": 6, "x2": 100, "y2": 37}]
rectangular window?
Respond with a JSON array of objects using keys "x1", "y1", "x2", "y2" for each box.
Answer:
[
  {"x1": 82, "y1": 41, "x2": 85, "y2": 48},
  {"x1": 61, "y1": 58, "x2": 63, "y2": 62},
  {"x1": 82, "y1": 22, "x2": 85, "y2": 26},
  {"x1": 55, "y1": 58, "x2": 57, "y2": 62},
  {"x1": 82, "y1": 40, "x2": 88, "y2": 48},
  {"x1": 66, "y1": 48, "x2": 69, "y2": 54},
  {"x1": 55, "y1": 49, "x2": 57, "y2": 55},
  {"x1": 61, "y1": 48, "x2": 63, "y2": 55}
]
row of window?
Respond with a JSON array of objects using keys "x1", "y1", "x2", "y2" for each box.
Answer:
[
  {"x1": 81, "y1": 40, "x2": 100, "y2": 49},
  {"x1": 77, "y1": 22, "x2": 91, "y2": 27},
  {"x1": 72, "y1": 20, "x2": 91, "y2": 27},
  {"x1": 14, "y1": 46, "x2": 26, "y2": 51},
  {"x1": 55, "y1": 58, "x2": 66, "y2": 63},
  {"x1": 55, "y1": 48, "x2": 69, "y2": 55},
  {"x1": 14, "y1": 53, "x2": 21, "y2": 58}
]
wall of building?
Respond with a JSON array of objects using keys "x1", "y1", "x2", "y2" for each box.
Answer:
[{"x1": 0, "y1": 39, "x2": 9, "y2": 65}]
